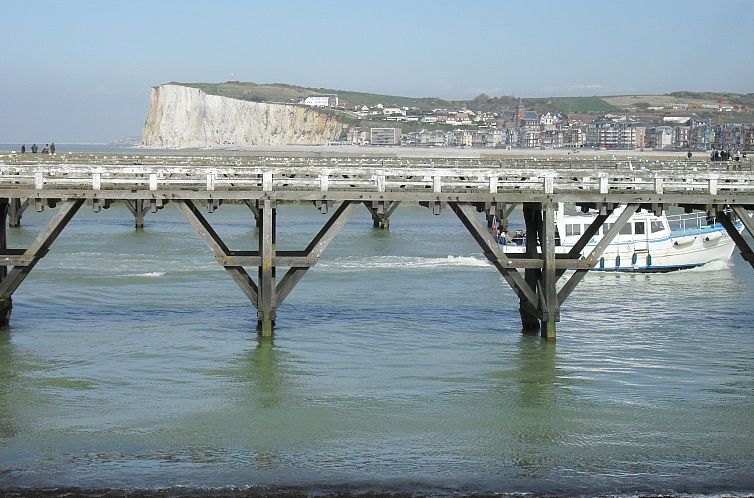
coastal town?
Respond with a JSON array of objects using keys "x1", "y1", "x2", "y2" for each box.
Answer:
[{"x1": 301, "y1": 93, "x2": 754, "y2": 153}]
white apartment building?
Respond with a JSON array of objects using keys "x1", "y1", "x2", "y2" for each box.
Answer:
[{"x1": 302, "y1": 94, "x2": 338, "y2": 107}]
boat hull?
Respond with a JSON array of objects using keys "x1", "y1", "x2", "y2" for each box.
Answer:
[{"x1": 501, "y1": 222, "x2": 741, "y2": 273}]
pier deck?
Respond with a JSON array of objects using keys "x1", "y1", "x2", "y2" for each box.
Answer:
[{"x1": 1, "y1": 152, "x2": 753, "y2": 338}]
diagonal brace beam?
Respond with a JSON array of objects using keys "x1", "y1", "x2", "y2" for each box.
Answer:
[
  {"x1": 449, "y1": 202, "x2": 539, "y2": 309},
  {"x1": 556, "y1": 212, "x2": 611, "y2": 281},
  {"x1": 175, "y1": 200, "x2": 232, "y2": 259},
  {"x1": 557, "y1": 204, "x2": 640, "y2": 305},
  {"x1": 275, "y1": 201, "x2": 357, "y2": 306},
  {"x1": 176, "y1": 199, "x2": 259, "y2": 304},
  {"x1": 0, "y1": 199, "x2": 84, "y2": 299},
  {"x1": 721, "y1": 207, "x2": 754, "y2": 269},
  {"x1": 304, "y1": 201, "x2": 357, "y2": 258}
]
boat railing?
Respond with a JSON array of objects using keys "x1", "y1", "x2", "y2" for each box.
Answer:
[{"x1": 666, "y1": 211, "x2": 717, "y2": 235}]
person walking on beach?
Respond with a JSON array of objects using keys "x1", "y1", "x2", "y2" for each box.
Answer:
[
  {"x1": 31, "y1": 143, "x2": 38, "y2": 153},
  {"x1": 42, "y1": 144, "x2": 49, "y2": 154},
  {"x1": 50, "y1": 142, "x2": 56, "y2": 154},
  {"x1": 21, "y1": 144, "x2": 26, "y2": 153}
]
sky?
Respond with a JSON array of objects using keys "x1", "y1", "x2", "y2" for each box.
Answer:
[{"x1": 1, "y1": 0, "x2": 753, "y2": 143}]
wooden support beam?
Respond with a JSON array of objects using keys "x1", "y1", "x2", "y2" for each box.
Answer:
[
  {"x1": 521, "y1": 204, "x2": 542, "y2": 333},
  {"x1": 226, "y1": 266, "x2": 259, "y2": 306},
  {"x1": 365, "y1": 201, "x2": 401, "y2": 229},
  {"x1": 720, "y1": 207, "x2": 754, "y2": 270},
  {"x1": 175, "y1": 200, "x2": 232, "y2": 260},
  {"x1": 449, "y1": 202, "x2": 539, "y2": 311},
  {"x1": 556, "y1": 212, "x2": 611, "y2": 280},
  {"x1": 178, "y1": 199, "x2": 355, "y2": 333},
  {"x1": 258, "y1": 199, "x2": 276, "y2": 336},
  {"x1": 135, "y1": 200, "x2": 145, "y2": 228},
  {"x1": 8, "y1": 198, "x2": 28, "y2": 228},
  {"x1": 0, "y1": 199, "x2": 9, "y2": 324},
  {"x1": 242, "y1": 199, "x2": 260, "y2": 227},
  {"x1": 304, "y1": 201, "x2": 357, "y2": 258},
  {"x1": 557, "y1": 204, "x2": 640, "y2": 305},
  {"x1": 731, "y1": 206, "x2": 754, "y2": 240},
  {"x1": 540, "y1": 202, "x2": 558, "y2": 340},
  {"x1": 0, "y1": 199, "x2": 84, "y2": 325},
  {"x1": 275, "y1": 268, "x2": 309, "y2": 307}
]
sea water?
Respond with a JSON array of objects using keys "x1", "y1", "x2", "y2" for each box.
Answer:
[{"x1": 0, "y1": 203, "x2": 752, "y2": 495}]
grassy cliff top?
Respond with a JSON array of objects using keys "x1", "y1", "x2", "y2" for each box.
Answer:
[{"x1": 166, "y1": 81, "x2": 753, "y2": 120}]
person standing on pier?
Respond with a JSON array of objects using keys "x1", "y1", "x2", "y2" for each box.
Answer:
[
  {"x1": 50, "y1": 142, "x2": 56, "y2": 154},
  {"x1": 31, "y1": 143, "x2": 38, "y2": 153},
  {"x1": 21, "y1": 144, "x2": 25, "y2": 153}
]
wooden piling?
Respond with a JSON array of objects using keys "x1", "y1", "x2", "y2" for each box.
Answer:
[
  {"x1": 540, "y1": 202, "x2": 559, "y2": 339},
  {"x1": 520, "y1": 204, "x2": 541, "y2": 334},
  {"x1": 8, "y1": 198, "x2": 28, "y2": 228},
  {"x1": 258, "y1": 199, "x2": 276, "y2": 336},
  {"x1": 0, "y1": 199, "x2": 10, "y2": 325}
]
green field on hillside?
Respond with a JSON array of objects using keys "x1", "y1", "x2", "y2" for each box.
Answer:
[
  {"x1": 168, "y1": 82, "x2": 751, "y2": 123},
  {"x1": 542, "y1": 97, "x2": 619, "y2": 113},
  {"x1": 171, "y1": 81, "x2": 453, "y2": 109}
]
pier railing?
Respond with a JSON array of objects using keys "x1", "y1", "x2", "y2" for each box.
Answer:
[{"x1": 0, "y1": 163, "x2": 753, "y2": 201}]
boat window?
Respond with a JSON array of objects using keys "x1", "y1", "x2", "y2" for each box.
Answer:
[
  {"x1": 619, "y1": 223, "x2": 632, "y2": 235},
  {"x1": 651, "y1": 220, "x2": 664, "y2": 233},
  {"x1": 566, "y1": 223, "x2": 581, "y2": 236},
  {"x1": 602, "y1": 223, "x2": 613, "y2": 234},
  {"x1": 634, "y1": 222, "x2": 646, "y2": 235}
]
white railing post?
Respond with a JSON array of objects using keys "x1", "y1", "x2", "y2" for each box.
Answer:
[
  {"x1": 206, "y1": 170, "x2": 216, "y2": 191},
  {"x1": 377, "y1": 175, "x2": 386, "y2": 193},
  {"x1": 92, "y1": 172, "x2": 102, "y2": 190},
  {"x1": 319, "y1": 174, "x2": 329, "y2": 192},
  {"x1": 543, "y1": 173, "x2": 554, "y2": 194},
  {"x1": 599, "y1": 174, "x2": 609, "y2": 194},
  {"x1": 433, "y1": 175, "x2": 442, "y2": 193},
  {"x1": 262, "y1": 171, "x2": 273, "y2": 192},
  {"x1": 489, "y1": 176, "x2": 498, "y2": 194},
  {"x1": 654, "y1": 176, "x2": 663, "y2": 195},
  {"x1": 708, "y1": 174, "x2": 719, "y2": 195},
  {"x1": 34, "y1": 171, "x2": 44, "y2": 190},
  {"x1": 149, "y1": 173, "x2": 158, "y2": 191}
]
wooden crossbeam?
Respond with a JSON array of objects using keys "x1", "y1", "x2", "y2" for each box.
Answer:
[{"x1": 449, "y1": 202, "x2": 539, "y2": 310}]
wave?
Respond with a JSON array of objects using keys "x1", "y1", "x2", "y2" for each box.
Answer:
[
  {"x1": 125, "y1": 272, "x2": 166, "y2": 277},
  {"x1": 686, "y1": 260, "x2": 733, "y2": 273},
  {"x1": 319, "y1": 255, "x2": 490, "y2": 271}
]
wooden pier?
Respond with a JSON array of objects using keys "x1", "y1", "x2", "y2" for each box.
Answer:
[{"x1": 1, "y1": 152, "x2": 753, "y2": 339}]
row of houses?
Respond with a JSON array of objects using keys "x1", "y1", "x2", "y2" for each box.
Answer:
[
  {"x1": 346, "y1": 122, "x2": 754, "y2": 150},
  {"x1": 308, "y1": 93, "x2": 752, "y2": 150}
]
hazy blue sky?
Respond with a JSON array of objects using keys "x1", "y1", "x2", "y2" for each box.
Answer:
[{"x1": 1, "y1": 0, "x2": 752, "y2": 143}]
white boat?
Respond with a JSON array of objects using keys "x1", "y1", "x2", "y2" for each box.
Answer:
[{"x1": 500, "y1": 204, "x2": 745, "y2": 272}]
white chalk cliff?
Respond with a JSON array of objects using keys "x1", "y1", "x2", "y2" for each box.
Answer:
[{"x1": 142, "y1": 84, "x2": 345, "y2": 148}]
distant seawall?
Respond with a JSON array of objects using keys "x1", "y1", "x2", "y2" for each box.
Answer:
[{"x1": 142, "y1": 84, "x2": 345, "y2": 148}]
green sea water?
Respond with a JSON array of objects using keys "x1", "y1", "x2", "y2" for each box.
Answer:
[{"x1": 0, "y1": 203, "x2": 752, "y2": 495}]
